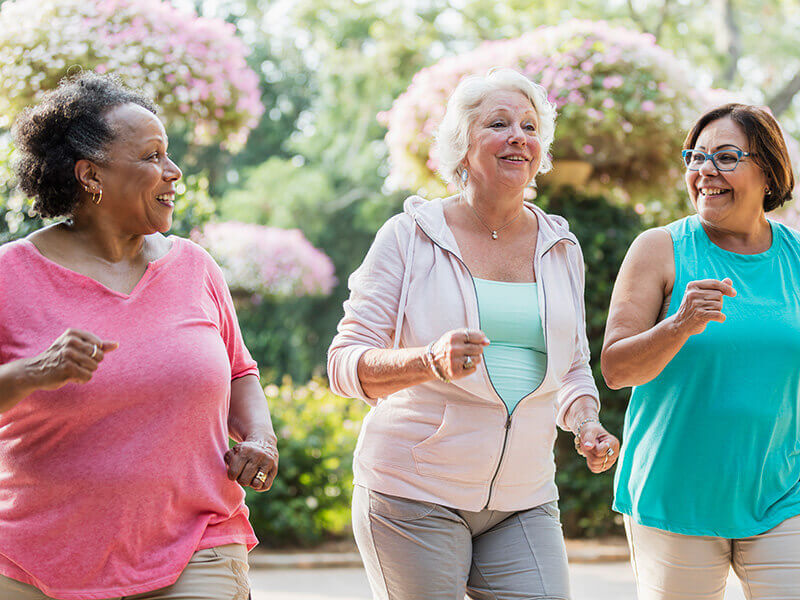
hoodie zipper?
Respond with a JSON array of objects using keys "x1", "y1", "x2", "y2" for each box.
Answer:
[{"x1": 413, "y1": 219, "x2": 574, "y2": 508}]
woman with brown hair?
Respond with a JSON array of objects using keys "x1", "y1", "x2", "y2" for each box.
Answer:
[{"x1": 603, "y1": 103, "x2": 800, "y2": 599}]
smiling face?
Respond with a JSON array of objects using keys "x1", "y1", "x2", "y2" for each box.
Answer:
[
  {"x1": 93, "y1": 103, "x2": 182, "y2": 234},
  {"x1": 463, "y1": 89, "x2": 542, "y2": 193},
  {"x1": 685, "y1": 116, "x2": 769, "y2": 227}
]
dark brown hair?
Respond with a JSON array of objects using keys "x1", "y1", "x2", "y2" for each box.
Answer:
[{"x1": 683, "y1": 103, "x2": 794, "y2": 212}]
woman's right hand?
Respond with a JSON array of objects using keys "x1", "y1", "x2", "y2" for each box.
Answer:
[
  {"x1": 429, "y1": 328, "x2": 490, "y2": 381},
  {"x1": 27, "y1": 328, "x2": 118, "y2": 390},
  {"x1": 672, "y1": 278, "x2": 736, "y2": 336}
]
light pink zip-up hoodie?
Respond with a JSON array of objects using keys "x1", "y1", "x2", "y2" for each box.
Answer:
[{"x1": 328, "y1": 196, "x2": 599, "y2": 511}]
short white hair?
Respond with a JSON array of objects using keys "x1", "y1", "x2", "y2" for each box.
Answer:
[{"x1": 434, "y1": 68, "x2": 557, "y2": 189}]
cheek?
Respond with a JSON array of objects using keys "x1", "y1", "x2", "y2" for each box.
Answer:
[{"x1": 685, "y1": 171, "x2": 698, "y2": 193}]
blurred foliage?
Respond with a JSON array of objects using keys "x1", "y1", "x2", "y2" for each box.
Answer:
[
  {"x1": 535, "y1": 186, "x2": 644, "y2": 537},
  {"x1": 246, "y1": 378, "x2": 368, "y2": 547}
]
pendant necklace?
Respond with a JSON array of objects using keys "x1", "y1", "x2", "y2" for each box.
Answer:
[{"x1": 466, "y1": 200, "x2": 523, "y2": 240}]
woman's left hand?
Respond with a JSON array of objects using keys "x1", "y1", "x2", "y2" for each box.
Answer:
[
  {"x1": 576, "y1": 423, "x2": 620, "y2": 473},
  {"x1": 224, "y1": 439, "x2": 279, "y2": 492}
]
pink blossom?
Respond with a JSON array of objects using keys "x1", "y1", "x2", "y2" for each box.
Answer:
[
  {"x1": 583, "y1": 145, "x2": 594, "y2": 154},
  {"x1": 641, "y1": 100, "x2": 656, "y2": 112}
]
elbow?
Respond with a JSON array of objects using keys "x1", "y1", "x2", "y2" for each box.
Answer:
[{"x1": 600, "y1": 348, "x2": 626, "y2": 390}]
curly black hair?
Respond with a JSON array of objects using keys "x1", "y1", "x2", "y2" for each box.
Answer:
[{"x1": 12, "y1": 72, "x2": 158, "y2": 218}]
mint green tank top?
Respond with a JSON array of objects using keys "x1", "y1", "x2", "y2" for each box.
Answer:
[
  {"x1": 473, "y1": 278, "x2": 546, "y2": 413},
  {"x1": 613, "y1": 215, "x2": 800, "y2": 537}
]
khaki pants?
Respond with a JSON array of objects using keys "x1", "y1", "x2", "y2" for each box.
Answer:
[
  {"x1": 625, "y1": 514, "x2": 800, "y2": 600},
  {"x1": 0, "y1": 544, "x2": 249, "y2": 600}
]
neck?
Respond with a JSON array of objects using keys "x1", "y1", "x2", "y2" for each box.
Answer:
[
  {"x1": 700, "y1": 211, "x2": 771, "y2": 251},
  {"x1": 463, "y1": 182, "x2": 525, "y2": 227},
  {"x1": 65, "y1": 210, "x2": 147, "y2": 263}
]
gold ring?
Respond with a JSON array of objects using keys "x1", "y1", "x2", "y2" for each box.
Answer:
[
  {"x1": 90, "y1": 344, "x2": 98, "y2": 359},
  {"x1": 602, "y1": 454, "x2": 609, "y2": 470},
  {"x1": 254, "y1": 470, "x2": 267, "y2": 484},
  {"x1": 463, "y1": 355, "x2": 474, "y2": 370}
]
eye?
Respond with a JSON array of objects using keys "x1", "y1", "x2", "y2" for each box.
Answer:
[
  {"x1": 716, "y1": 152, "x2": 738, "y2": 165},
  {"x1": 490, "y1": 121, "x2": 505, "y2": 128},
  {"x1": 524, "y1": 123, "x2": 537, "y2": 131}
]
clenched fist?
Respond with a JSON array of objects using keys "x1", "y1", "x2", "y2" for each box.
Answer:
[
  {"x1": 428, "y1": 328, "x2": 490, "y2": 381},
  {"x1": 27, "y1": 328, "x2": 118, "y2": 390},
  {"x1": 673, "y1": 278, "x2": 736, "y2": 336}
]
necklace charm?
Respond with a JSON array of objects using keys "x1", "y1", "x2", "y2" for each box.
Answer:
[{"x1": 491, "y1": 231, "x2": 498, "y2": 240}]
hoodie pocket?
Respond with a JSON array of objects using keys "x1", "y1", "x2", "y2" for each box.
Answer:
[{"x1": 411, "y1": 401, "x2": 505, "y2": 483}]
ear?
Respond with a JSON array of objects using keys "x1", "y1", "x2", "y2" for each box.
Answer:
[{"x1": 74, "y1": 159, "x2": 101, "y2": 192}]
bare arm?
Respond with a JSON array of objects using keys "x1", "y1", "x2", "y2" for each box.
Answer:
[
  {"x1": 601, "y1": 228, "x2": 734, "y2": 389},
  {"x1": 0, "y1": 329, "x2": 117, "y2": 413},
  {"x1": 227, "y1": 374, "x2": 276, "y2": 446},
  {"x1": 358, "y1": 330, "x2": 490, "y2": 400},
  {"x1": 225, "y1": 374, "x2": 279, "y2": 492},
  {"x1": 0, "y1": 359, "x2": 39, "y2": 412}
]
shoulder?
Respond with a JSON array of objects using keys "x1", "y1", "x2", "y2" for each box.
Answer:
[
  {"x1": 622, "y1": 227, "x2": 673, "y2": 271},
  {"x1": 165, "y1": 235, "x2": 227, "y2": 283},
  {"x1": 0, "y1": 238, "x2": 31, "y2": 263},
  {"x1": 771, "y1": 218, "x2": 800, "y2": 247}
]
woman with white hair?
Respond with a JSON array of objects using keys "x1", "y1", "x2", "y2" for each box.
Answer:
[{"x1": 328, "y1": 68, "x2": 619, "y2": 600}]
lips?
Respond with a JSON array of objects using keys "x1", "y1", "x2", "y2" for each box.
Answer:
[
  {"x1": 499, "y1": 155, "x2": 529, "y2": 164},
  {"x1": 155, "y1": 193, "x2": 175, "y2": 208},
  {"x1": 698, "y1": 187, "x2": 730, "y2": 198}
]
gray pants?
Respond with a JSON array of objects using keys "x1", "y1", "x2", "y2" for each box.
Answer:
[{"x1": 352, "y1": 485, "x2": 571, "y2": 600}]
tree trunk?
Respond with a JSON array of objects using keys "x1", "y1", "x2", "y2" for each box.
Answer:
[
  {"x1": 767, "y1": 72, "x2": 800, "y2": 117},
  {"x1": 714, "y1": 0, "x2": 742, "y2": 88}
]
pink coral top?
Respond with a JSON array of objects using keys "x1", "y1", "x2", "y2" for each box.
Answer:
[{"x1": 0, "y1": 236, "x2": 259, "y2": 600}]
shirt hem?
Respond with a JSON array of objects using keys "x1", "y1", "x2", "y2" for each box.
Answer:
[{"x1": 614, "y1": 501, "x2": 800, "y2": 539}]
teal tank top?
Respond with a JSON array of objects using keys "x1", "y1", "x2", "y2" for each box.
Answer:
[
  {"x1": 474, "y1": 278, "x2": 546, "y2": 413},
  {"x1": 613, "y1": 215, "x2": 800, "y2": 537}
]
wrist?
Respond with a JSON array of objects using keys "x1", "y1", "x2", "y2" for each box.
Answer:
[
  {"x1": 665, "y1": 313, "x2": 692, "y2": 340},
  {"x1": 244, "y1": 431, "x2": 277, "y2": 449},
  {"x1": 424, "y1": 342, "x2": 449, "y2": 383}
]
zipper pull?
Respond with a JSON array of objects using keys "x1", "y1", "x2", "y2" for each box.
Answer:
[{"x1": 506, "y1": 415, "x2": 512, "y2": 429}]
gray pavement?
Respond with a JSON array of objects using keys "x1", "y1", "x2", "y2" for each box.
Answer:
[{"x1": 250, "y1": 564, "x2": 748, "y2": 600}]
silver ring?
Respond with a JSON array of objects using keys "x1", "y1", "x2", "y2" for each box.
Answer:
[
  {"x1": 606, "y1": 448, "x2": 615, "y2": 457},
  {"x1": 463, "y1": 355, "x2": 474, "y2": 370},
  {"x1": 254, "y1": 470, "x2": 267, "y2": 484},
  {"x1": 463, "y1": 329, "x2": 470, "y2": 344},
  {"x1": 90, "y1": 344, "x2": 98, "y2": 359}
]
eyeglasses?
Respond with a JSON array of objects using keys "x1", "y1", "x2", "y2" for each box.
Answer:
[{"x1": 682, "y1": 149, "x2": 751, "y2": 172}]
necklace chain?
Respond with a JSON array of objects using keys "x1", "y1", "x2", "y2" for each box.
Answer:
[{"x1": 466, "y1": 200, "x2": 523, "y2": 240}]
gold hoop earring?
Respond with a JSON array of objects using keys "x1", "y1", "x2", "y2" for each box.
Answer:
[{"x1": 92, "y1": 189, "x2": 103, "y2": 205}]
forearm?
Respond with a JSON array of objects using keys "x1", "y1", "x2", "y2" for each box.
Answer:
[
  {"x1": 228, "y1": 374, "x2": 276, "y2": 446},
  {"x1": 358, "y1": 347, "x2": 435, "y2": 399},
  {"x1": 563, "y1": 396, "x2": 601, "y2": 434},
  {"x1": 0, "y1": 358, "x2": 39, "y2": 413},
  {"x1": 602, "y1": 315, "x2": 691, "y2": 389}
]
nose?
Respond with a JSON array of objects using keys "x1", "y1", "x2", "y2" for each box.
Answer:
[
  {"x1": 698, "y1": 156, "x2": 719, "y2": 176},
  {"x1": 508, "y1": 123, "x2": 526, "y2": 145},
  {"x1": 164, "y1": 155, "x2": 182, "y2": 182}
]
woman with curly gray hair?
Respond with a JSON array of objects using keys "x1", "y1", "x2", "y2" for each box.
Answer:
[
  {"x1": 328, "y1": 68, "x2": 620, "y2": 600},
  {"x1": 0, "y1": 73, "x2": 277, "y2": 600}
]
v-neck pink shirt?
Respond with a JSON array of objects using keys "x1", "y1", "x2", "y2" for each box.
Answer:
[{"x1": 0, "y1": 236, "x2": 259, "y2": 599}]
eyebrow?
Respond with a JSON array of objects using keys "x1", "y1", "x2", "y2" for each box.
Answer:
[
  {"x1": 695, "y1": 143, "x2": 744, "y2": 151},
  {"x1": 486, "y1": 110, "x2": 538, "y2": 122}
]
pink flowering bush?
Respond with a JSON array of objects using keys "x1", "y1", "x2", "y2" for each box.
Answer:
[
  {"x1": 0, "y1": 0, "x2": 263, "y2": 150},
  {"x1": 192, "y1": 222, "x2": 337, "y2": 301},
  {"x1": 381, "y1": 20, "x2": 702, "y2": 200}
]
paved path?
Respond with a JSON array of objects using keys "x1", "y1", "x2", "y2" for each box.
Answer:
[{"x1": 251, "y1": 563, "x2": 747, "y2": 600}]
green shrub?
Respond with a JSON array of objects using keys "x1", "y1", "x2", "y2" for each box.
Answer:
[
  {"x1": 246, "y1": 378, "x2": 368, "y2": 547},
  {"x1": 536, "y1": 186, "x2": 643, "y2": 537}
]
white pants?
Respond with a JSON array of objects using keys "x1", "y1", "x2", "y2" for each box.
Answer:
[{"x1": 625, "y1": 514, "x2": 800, "y2": 600}]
